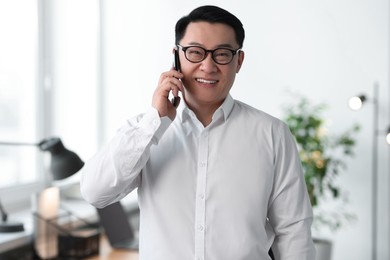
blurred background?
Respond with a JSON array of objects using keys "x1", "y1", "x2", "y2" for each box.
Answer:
[{"x1": 0, "y1": 0, "x2": 388, "y2": 259}]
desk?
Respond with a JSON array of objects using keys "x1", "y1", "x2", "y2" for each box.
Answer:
[{"x1": 85, "y1": 235, "x2": 139, "y2": 260}]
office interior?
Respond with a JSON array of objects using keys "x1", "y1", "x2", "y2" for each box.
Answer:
[{"x1": 0, "y1": 0, "x2": 389, "y2": 259}]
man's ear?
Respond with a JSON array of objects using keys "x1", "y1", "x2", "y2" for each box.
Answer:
[{"x1": 236, "y1": 51, "x2": 244, "y2": 73}]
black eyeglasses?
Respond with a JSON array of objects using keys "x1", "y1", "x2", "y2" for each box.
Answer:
[{"x1": 177, "y1": 45, "x2": 241, "y2": 65}]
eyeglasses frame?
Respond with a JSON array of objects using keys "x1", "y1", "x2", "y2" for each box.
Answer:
[{"x1": 176, "y1": 44, "x2": 242, "y2": 65}]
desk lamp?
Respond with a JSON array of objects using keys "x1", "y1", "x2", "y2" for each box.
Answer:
[{"x1": 0, "y1": 137, "x2": 84, "y2": 233}]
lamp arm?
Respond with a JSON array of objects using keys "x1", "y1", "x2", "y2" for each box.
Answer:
[
  {"x1": 0, "y1": 141, "x2": 39, "y2": 146},
  {"x1": 0, "y1": 141, "x2": 40, "y2": 223}
]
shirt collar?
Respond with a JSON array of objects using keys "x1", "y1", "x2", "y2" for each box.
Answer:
[
  {"x1": 219, "y1": 94, "x2": 234, "y2": 121},
  {"x1": 177, "y1": 94, "x2": 235, "y2": 123}
]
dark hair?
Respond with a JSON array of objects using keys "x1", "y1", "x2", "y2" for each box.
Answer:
[{"x1": 175, "y1": 5, "x2": 245, "y2": 48}]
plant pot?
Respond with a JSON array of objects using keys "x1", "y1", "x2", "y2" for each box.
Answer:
[{"x1": 314, "y1": 238, "x2": 332, "y2": 260}]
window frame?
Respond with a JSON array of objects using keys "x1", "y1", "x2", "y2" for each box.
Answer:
[{"x1": 0, "y1": 0, "x2": 54, "y2": 211}]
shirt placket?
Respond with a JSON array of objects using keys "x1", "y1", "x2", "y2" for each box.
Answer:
[{"x1": 194, "y1": 129, "x2": 209, "y2": 260}]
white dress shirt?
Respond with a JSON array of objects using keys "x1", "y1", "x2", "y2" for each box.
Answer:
[{"x1": 81, "y1": 95, "x2": 316, "y2": 260}]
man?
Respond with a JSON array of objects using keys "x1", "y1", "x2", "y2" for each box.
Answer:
[{"x1": 81, "y1": 5, "x2": 316, "y2": 260}]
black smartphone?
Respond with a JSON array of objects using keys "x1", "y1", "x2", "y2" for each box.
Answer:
[
  {"x1": 171, "y1": 50, "x2": 181, "y2": 107},
  {"x1": 173, "y1": 49, "x2": 181, "y2": 72}
]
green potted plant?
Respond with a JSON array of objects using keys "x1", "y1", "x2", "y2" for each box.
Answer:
[{"x1": 282, "y1": 96, "x2": 360, "y2": 260}]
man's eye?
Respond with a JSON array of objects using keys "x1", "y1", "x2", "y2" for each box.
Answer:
[
  {"x1": 215, "y1": 51, "x2": 230, "y2": 57},
  {"x1": 189, "y1": 50, "x2": 203, "y2": 55}
]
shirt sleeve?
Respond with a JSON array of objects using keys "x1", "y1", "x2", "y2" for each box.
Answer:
[
  {"x1": 268, "y1": 122, "x2": 316, "y2": 260},
  {"x1": 80, "y1": 107, "x2": 172, "y2": 208}
]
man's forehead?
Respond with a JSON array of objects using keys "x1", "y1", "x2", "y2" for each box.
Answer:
[{"x1": 181, "y1": 22, "x2": 238, "y2": 47}]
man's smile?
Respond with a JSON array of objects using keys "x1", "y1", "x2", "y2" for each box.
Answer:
[{"x1": 196, "y1": 78, "x2": 218, "y2": 84}]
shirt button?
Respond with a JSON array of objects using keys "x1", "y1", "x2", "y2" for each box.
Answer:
[
  {"x1": 198, "y1": 225, "x2": 204, "y2": 231},
  {"x1": 199, "y1": 194, "x2": 205, "y2": 199},
  {"x1": 200, "y1": 162, "x2": 206, "y2": 167}
]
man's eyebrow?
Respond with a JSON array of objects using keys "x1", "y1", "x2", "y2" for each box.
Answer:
[
  {"x1": 187, "y1": 42, "x2": 236, "y2": 49},
  {"x1": 216, "y1": 43, "x2": 236, "y2": 48}
]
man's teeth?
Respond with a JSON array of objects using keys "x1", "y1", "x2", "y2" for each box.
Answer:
[{"x1": 197, "y1": 78, "x2": 217, "y2": 84}]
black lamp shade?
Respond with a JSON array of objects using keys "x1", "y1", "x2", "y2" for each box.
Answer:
[{"x1": 39, "y1": 138, "x2": 84, "y2": 180}]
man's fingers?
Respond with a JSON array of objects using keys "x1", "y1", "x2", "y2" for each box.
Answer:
[{"x1": 161, "y1": 76, "x2": 182, "y2": 97}]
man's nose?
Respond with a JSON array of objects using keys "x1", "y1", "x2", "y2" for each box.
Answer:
[{"x1": 200, "y1": 53, "x2": 217, "y2": 73}]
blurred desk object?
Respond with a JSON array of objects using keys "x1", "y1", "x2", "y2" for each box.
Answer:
[{"x1": 85, "y1": 235, "x2": 139, "y2": 260}]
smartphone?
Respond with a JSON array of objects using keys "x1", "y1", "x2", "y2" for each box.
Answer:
[
  {"x1": 173, "y1": 49, "x2": 181, "y2": 72},
  {"x1": 171, "y1": 50, "x2": 181, "y2": 107}
]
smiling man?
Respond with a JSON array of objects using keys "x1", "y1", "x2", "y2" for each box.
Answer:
[{"x1": 81, "y1": 5, "x2": 316, "y2": 260}]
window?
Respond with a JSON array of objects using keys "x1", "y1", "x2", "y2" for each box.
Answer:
[
  {"x1": 0, "y1": 0, "x2": 99, "y2": 208},
  {"x1": 0, "y1": 1, "x2": 40, "y2": 188}
]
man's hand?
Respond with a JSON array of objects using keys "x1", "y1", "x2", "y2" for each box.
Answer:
[{"x1": 152, "y1": 68, "x2": 184, "y2": 121}]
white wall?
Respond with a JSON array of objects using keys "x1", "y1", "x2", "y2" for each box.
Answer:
[
  {"x1": 50, "y1": 0, "x2": 99, "y2": 160},
  {"x1": 53, "y1": 0, "x2": 389, "y2": 259}
]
